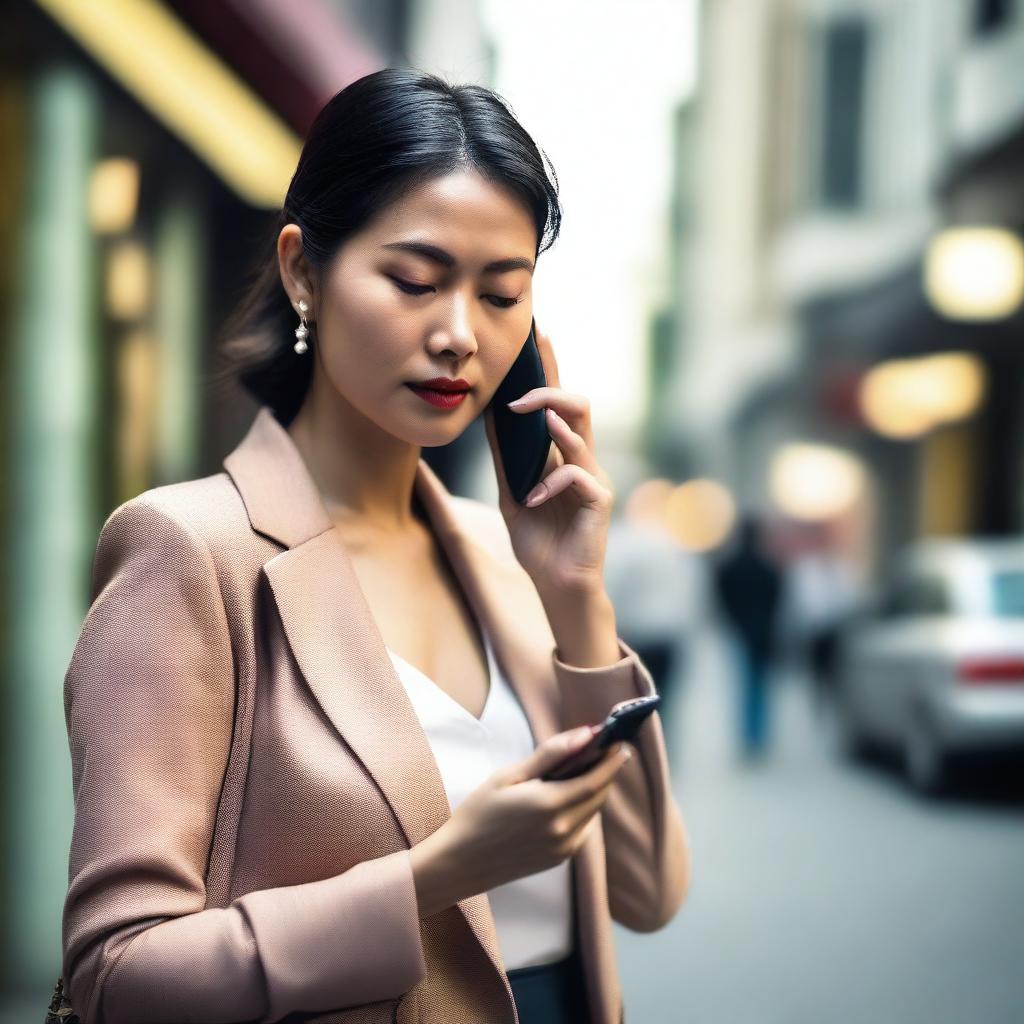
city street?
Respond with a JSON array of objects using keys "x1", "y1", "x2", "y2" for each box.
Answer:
[{"x1": 617, "y1": 631, "x2": 1024, "y2": 1024}]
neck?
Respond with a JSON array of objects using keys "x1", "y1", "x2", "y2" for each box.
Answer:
[{"x1": 286, "y1": 379, "x2": 424, "y2": 536}]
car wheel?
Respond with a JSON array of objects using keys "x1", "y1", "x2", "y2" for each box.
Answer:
[{"x1": 903, "y1": 711, "x2": 949, "y2": 796}]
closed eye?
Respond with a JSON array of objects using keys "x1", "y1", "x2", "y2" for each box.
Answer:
[
  {"x1": 389, "y1": 276, "x2": 432, "y2": 297},
  {"x1": 388, "y1": 276, "x2": 521, "y2": 309}
]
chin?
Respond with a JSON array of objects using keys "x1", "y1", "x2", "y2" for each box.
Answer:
[
  {"x1": 413, "y1": 420, "x2": 472, "y2": 448},
  {"x1": 378, "y1": 411, "x2": 464, "y2": 449},
  {"x1": 400, "y1": 401, "x2": 479, "y2": 448}
]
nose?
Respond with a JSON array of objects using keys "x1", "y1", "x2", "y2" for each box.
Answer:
[{"x1": 427, "y1": 290, "x2": 478, "y2": 361}]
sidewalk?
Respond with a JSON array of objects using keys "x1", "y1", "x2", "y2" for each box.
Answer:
[{"x1": 615, "y1": 626, "x2": 1024, "y2": 1024}]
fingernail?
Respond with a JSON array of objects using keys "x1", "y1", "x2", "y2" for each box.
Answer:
[
  {"x1": 621, "y1": 746, "x2": 633, "y2": 761},
  {"x1": 507, "y1": 396, "x2": 528, "y2": 408},
  {"x1": 525, "y1": 484, "x2": 545, "y2": 506}
]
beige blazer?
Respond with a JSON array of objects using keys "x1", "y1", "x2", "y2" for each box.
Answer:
[{"x1": 62, "y1": 404, "x2": 690, "y2": 1024}]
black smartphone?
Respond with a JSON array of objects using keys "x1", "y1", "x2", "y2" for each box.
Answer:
[
  {"x1": 540, "y1": 695, "x2": 661, "y2": 782},
  {"x1": 489, "y1": 317, "x2": 553, "y2": 504}
]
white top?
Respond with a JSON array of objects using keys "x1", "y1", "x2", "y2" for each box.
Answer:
[{"x1": 385, "y1": 622, "x2": 573, "y2": 971}]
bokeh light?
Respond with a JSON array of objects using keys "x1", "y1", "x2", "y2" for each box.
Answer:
[
  {"x1": 624, "y1": 478, "x2": 675, "y2": 525},
  {"x1": 88, "y1": 158, "x2": 139, "y2": 235},
  {"x1": 924, "y1": 226, "x2": 1024, "y2": 321},
  {"x1": 769, "y1": 444, "x2": 865, "y2": 522},
  {"x1": 105, "y1": 241, "x2": 150, "y2": 321},
  {"x1": 663, "y1": 478, "x2": 736, "y2": 551},
  {"x1": 860, "y1": 352, "x2": 987, "y2": 440}
]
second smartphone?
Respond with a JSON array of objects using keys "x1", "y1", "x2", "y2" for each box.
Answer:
[{"x1": 540, "y1": 695, "x2": 661, "y2": 782}]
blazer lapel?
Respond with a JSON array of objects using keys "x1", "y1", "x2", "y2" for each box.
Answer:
[{"x1": 222, "y1": 405, "x2": 558, "y2": 990}]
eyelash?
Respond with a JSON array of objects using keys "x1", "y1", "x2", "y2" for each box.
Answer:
[{"x1": 388, "y1": 276, "x2": 522, "y2": 309}]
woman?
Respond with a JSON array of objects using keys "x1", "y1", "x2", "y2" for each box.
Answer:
[{"x1": 61, "y1": 68, "x2": 691, "y2": 1023}]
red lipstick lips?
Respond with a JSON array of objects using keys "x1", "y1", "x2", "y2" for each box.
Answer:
[
  {"x1": 406, "y1": 377, "x2": 471, "y2": 410},
  {"x1": 414, "y1": 377, "x2": 471, "y2": 391}
]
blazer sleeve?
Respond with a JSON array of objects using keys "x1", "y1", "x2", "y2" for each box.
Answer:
[
  {"x1": 552, "y1": 638, "x2": 691, "y2": 933},
  {"x1": 62, "y1": 497, "x2": 427, "y2": 1024}
]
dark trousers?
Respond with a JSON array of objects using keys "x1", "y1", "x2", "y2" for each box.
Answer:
[
  {"x1": 736, "y1": 642, "x2": 771, "y2": 756},
  {"x1": 506, "y1": 862, "x2": 591, "y2": 1022},
  {"x1": 507, "y1": 946, "x2": 589, "y2": 1022}
]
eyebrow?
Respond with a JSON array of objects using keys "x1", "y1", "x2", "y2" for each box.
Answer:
[{"x1": 381, "y1": 240, "x2": 535, "y2": 274}]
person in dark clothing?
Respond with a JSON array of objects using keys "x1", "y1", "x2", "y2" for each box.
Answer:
[{"x1": 714, "y1": 516, "x2": 784, "y2": 759}]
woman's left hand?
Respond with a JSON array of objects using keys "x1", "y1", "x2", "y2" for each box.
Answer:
[{"x1": 483, "y1": 323, "x2": 615, "y2": 597}]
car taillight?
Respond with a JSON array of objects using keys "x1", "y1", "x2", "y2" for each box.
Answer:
[{"x1": 956, "y1": 658, "x2": 1024, "y2": 685}]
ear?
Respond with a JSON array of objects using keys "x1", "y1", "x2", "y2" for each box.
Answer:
[{"x1": 277, "y1": 223, "x2": 317, "y2": 315}]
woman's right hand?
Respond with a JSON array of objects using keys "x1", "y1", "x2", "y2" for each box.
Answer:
[{"x1": 409, "y1": 725, "x2": 633, "y2": 918}]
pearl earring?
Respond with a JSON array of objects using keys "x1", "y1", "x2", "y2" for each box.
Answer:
[{"x1": 294, "y1": 300, "x2": 310, "y2": 354}]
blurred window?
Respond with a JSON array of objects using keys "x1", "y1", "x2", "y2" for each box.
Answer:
[
  {"x1": 906, "y1": 575, "x2": 952, "y2": 615},
  {"x1": 820, "y1": 19, "x2": 868, "y2": 209},
  {"x1": 991, "y1": 571, "x2": 1024, "y2": 616}
]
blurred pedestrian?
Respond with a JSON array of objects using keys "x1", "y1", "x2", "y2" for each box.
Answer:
[
  {"x1": 785, "y1": 542, "x2": 863, "y2": 717},
  {"x1": 713, "y1": 516, "x2": 783, "y2": 760},
  {"x1": 603, "y1": 482, "x2": 708, "y2": 740}
]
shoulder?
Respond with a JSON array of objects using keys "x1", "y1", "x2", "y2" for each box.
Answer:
[
  {"x1": 99, "y1": 472, "x2": 247, "y2": 548},
  {"x1": 70, "y1": 481, "x2": 238, "y2": 700},
  {"x1": 92, "y1": 473, "x2": 254, "y2": 592}
]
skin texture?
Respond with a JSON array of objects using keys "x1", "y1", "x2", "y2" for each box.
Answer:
[{"x1": 276, "y1": 168, "x2": 632, "y2": 918}]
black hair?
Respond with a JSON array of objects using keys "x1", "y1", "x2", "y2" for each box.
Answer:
[{"x1": 212, "y1": 67, "x2": 562, "y2": 425}]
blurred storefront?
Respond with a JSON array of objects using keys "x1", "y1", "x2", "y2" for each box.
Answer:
[
  {"x1": 668, "y1": 0, "x2": 1024, "y2": 579},
  {"x1": 790, "y1": 1, "x2": 1024, "y2": 562}
]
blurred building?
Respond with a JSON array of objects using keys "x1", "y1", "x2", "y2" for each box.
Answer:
[
  {"x1": 0, "y1": 0, "x2": 488, "y2": 997},
  {"x1": 659, "y1": 0, "x2": 1024, "y2": 575}
]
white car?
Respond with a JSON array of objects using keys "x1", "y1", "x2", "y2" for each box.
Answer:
[{"x1": 834, "y1": 539, "x2": 1024, "y2": 795}]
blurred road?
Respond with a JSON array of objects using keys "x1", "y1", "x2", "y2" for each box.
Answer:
[{"x1": 617, "y1": 628, "x2": 1024, "y2": 1024}]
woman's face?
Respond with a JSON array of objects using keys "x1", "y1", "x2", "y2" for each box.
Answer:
[{"x1": 300, "y1": 169, "x2": 537, "y2": 448}]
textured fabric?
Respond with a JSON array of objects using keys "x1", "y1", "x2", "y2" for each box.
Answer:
[
  {"x1": 386, "y1": 617, "x2": 573, "y2": 971},
  {"x1": 61, "y1": 404, "x2": 690, "y2": 1024}
]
